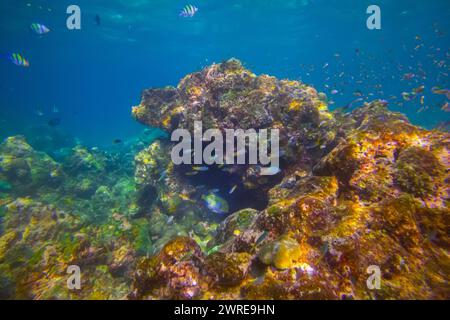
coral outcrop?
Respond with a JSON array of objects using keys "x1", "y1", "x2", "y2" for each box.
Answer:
[
  {"x1": 130, "y1": 59, "x2": 449, "y2": 300},
  {"x1": 0, "y1": 59, "x2": 448, "y2": 300}
]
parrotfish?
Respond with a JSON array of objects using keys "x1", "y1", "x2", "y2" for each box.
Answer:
[
  {"x1": 30, "y1": 23, "x2": 50, "y2": 35},
  {"x1": 180, "y1": 4, "x2": 198, "y2": 18},
  {"x1": 202, "y1": 192, "x2": 229, "y2": 215}
]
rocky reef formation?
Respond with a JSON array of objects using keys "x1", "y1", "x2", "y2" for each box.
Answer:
[
  {"x1": 0, "y1": 59, "x2": 448, "y2": 300},
  {"x1": 131, "y1": 59, "x2": 449, "y2": 299}
]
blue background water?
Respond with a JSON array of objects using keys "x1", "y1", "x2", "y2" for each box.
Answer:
[{"x1": 0, "y1": 0, "x2": 449, "y2": 147}]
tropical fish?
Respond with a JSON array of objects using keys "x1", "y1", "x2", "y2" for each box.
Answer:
[
  {"x1": 412, "y1": 85, "x2": 425, "y2": 94},
  {"x1": 402, "y1": 73, "x2": 415, "y2": 80},
  {"x1": 344, "y1": 98, "x2": 363, "y2": 110},
  {"x1": 180, "y1": 4, "x2": 198, "y2": 18},
  {"x1": 95, "y1": 14, "x2": 101, "y2": 26},
  {"x1": 255, "y1": 231, "x2": 269, "y2": 245},
  {"x1": 30, "y1": 23, "x2": 50, "y2": 35},
  {"x1": 206, "y1": 245, "x2": 221, "y2": 255},
  {"x1": 402, "y1": 92, "x2": 416, "y2": 101},
  {"x1": 2, "y1": 53, "x2": 30, "y2": 67},
  {"x1": 432, "y1": 87, "x2": 450, "y2": 100},
  {"x1": 260, "y1": 166, "x2": 281, "y2": 175},
  {"x1": 193, "y1": 166, "x2": 209, "y2": 172},
  {"x1": 229, "y1": 185, "x2": 237, "y2": 194},
  {"x1": 185, "y1": 171, "x2": 198, "y2": 176},
  {"x1": 158, "y1": 170, "x2": 168, "y2": 182},
  {"x1": 112, "y1": 139, "x2": 123, "y2": 144},
  {"x1": 202, "y1": 192, "x2": 229, "y2": 215},
  {"x1": 441, "y1": 102, "x2": 449, "y2": 112}
]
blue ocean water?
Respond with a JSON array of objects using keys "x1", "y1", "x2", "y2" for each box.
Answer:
[{"x1": 0, "y1": 0, "x2": 449, "y2": 146}]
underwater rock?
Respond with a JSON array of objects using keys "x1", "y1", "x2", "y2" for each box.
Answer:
[
  {"x1": 314, "y1": 101, "x2": 449, "y2": 206},
  {"x1": 0, "y1": 136, "x2": 63, "y2": 194},
  {"x1": 133, "y1": 59, "x2": 337, "y2": 193},
  {"x1": 214, "y1": 208, "x2": 258, "y2": 245},
  {"x1": 130, "y1": 62, "x2": 449, "y2": 299},
  {"x1": 63, "y1": 145, "x2": 106, "y2": 174},
  {"x1": 258, "y1": 235, "x2": 303, "y2": 269},
  {"x1": 131, "y1": 236, "x2": 205, "y2": 299},
  {"x1": 204, "y1": 252, "x2": 252, "y2": 287}
]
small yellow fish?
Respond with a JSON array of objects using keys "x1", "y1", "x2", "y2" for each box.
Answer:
[
  {"x1": 233, "y1": 230, "x2": 241, "y2": 236},
  {"x1": 180, "y1": 193, "x2": 192, "y2": 201},
  {"x1": 193, "y1": 166, "x2": 209, "y2": 172}
]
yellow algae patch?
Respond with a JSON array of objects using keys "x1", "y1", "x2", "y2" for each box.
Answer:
[
  {"x1": 187, "y1": 86, "x2": 203, "y2": 97},
  {"x1": 0, "y1": 230, "x2": 18, "y2": 261},
  {"x1": 289, "y1": 99, "x2": 303, "y2": 111},
  {"x1": 258, "y1": 235, "x2": 303, "y2": 269}
]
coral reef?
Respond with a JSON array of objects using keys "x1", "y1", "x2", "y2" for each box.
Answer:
[
  {"x1": 130, "y1": 59, "x2": 449, "y2": 300},
  {"x1": 0, "y1": 59, "x2": 448, "y2": 300}
]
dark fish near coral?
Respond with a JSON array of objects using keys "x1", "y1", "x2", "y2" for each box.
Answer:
[
  {"x1": 158, "y1": 169, "x2": 168, "y2": 182},
  {"x1": 48, "y1": 118, "x2": 61, "y2": 127},
  {"x1": 30, "y1": 23, "x2": 50, "y2": 35},
  {"x1": 255, "y1": 231, "x2": 269, "y2": 245},
  {"x1": 112, "y1": 139, "x2": 123, "y2": 144}
]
